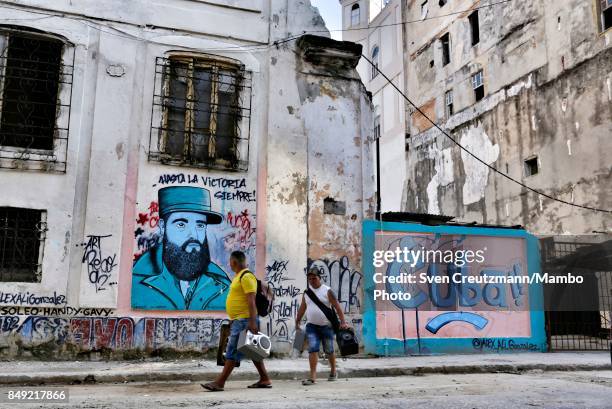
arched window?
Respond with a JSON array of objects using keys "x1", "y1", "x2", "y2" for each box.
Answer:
[
  {"x1": 351, "y1": 3, "x2": 360, "y2": 27},
  {"x1": 371, "y1": 46, "x2": 379, "y2": 80}
]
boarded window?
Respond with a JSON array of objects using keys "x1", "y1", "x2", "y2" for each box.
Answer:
[
  {"x1": 150, "y1": 56, "x2": 252, "y2": 171},
  {"x1": 440, "y1": 33, "x2": 451, "y2": 66},
  {"x1": 0, "y1": 207, "x2": 46, "y2": 283},
  {"x1": 469, "y1": 11, "x2": 480, "y2": 45}
]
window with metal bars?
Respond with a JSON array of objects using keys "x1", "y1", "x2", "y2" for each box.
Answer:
[
  {"x1": 149, "y1": 55, "x2": 252, "y2": 171},
  {"x1": 0, "y1": 26, "x2": 73, "y2": 172},
  {"x1": 0, "y1": 207, "x2": 46, "y2": 283}
]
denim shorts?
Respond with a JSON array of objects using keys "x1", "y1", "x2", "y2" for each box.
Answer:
[
  {"x1": 225, "y1": 318, "x2": 259, "y2": 362},
  {"x1": 305, "y1": 323, "x2": 335, "y2": 354}
]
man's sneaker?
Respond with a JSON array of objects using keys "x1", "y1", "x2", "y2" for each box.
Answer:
[{"x1": 328, "y1": 373, "x2": 338, "y2": 381}]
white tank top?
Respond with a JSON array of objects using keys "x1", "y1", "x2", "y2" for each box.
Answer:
[{"x1": 305, "y1": 284, "x2": 332, "y2": 326}]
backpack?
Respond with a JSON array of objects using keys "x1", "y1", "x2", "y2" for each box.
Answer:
[{"x1": 240, "y1": 270, "x2": 274, "y2": 317}]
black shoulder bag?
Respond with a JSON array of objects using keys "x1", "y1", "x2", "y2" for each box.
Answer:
[{"x1": 305, "y1": 288, "x2": 340, "y2": 333}]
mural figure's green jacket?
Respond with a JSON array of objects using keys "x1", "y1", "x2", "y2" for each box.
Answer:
[{"x1": 131, "y1": 244, "x2": 230, "y2": 310}]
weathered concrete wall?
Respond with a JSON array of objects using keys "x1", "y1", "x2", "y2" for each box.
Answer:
[
  {"x1": 402, "y1": 0, "x2": 612, "y2": 235},
  {"x1": 0, "y1": 0, "x2": 374, "y2": 358}
]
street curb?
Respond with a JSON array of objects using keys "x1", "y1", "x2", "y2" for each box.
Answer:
[{"x1": 1, "y1": 363, "x2": 609, "y2": 385}]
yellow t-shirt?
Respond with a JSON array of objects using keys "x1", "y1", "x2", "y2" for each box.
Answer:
[{"x1": 226, "y1": 269, "x2": 258, "y2": 320}]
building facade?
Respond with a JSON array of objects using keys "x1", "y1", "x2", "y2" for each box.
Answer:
[
  {"x1": 402, "y1": 0, "x2": 611, "y2": 236},
  {"x1": 0, "y1": 0, "x2": 374, "y2": 358},
  {"x1": 340, "y1": 0, "x2": 407, "y2": 213}
]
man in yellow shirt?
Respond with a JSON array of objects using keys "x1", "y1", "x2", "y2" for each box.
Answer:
[{"x1": 202, "y1": 251, "x2": 272, "y2": 391}]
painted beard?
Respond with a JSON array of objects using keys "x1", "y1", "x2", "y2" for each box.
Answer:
[{"x1": 162, "y1": 236, "x2": 211, "y2": 281}]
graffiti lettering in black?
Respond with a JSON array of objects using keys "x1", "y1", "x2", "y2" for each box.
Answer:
[
  {"x1": 79, "y1": 235, "x2": 117, "y2": 293},
  {"x1": 214, "y1": 190, "x2": 256, "y2": 202},
  {"x1": 307, "y1": 256, "x2": 362, "y2": 314},
  {"x1": 0, "y1": 306, "x2": 114, "y2": 317},
  {"x1": 201, "y1": 177, "x2": 247, "y2": 189},
  {"x1": 0, "y1": 291, "x2": 66, "y2": 306}
]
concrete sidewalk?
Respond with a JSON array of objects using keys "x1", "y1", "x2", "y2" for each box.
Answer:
[{"x1": 0, "y1": 352, "x2": 609, "y2": 385}]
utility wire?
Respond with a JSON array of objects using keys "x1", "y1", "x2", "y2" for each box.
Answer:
[
  {"x1": 3, "y1": 0, "x2": 608, "y2": 213},
  {"x1": 360, "y1": 54, "x2": 612, "y2": 214},
  {"x1": 0, "y1": 0, "x2": 513, "y2": 50}
]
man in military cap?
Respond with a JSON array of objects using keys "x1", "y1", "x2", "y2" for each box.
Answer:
[{"x1": 131, "y1": 186, "x2": 231, "y2": 310}]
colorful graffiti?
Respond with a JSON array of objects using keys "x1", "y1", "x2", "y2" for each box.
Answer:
[
  {"x1": 307, "y1": 256, "x2": 362, "y2": 314},
  {"x1": 131, "y1": 186, "x2": 231, "y2": 311},
  {"x1": 362, "y1": 220, "x2": 547, "y2": 355},
  {"x1": 3, "y1": 316, "x2": 222, "y2": 351}
]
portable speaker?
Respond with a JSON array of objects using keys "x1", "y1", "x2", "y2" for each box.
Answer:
[
  {"x1": 337, "y1": 328, "x2": 359, "y2": 357},
  {"x1": 237, "y1": 330, "x2": 271, "y2": 361}
]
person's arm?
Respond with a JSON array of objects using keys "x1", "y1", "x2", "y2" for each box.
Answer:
[
  {"x1": 328, "y1": 289, "x2": 349, "y2": 329},
  {"x1": 246, "y1": 292, "x2": 259, "y2": 334},
  {"x1": 295, "y1": 294, "x2": 306, "y2": 329}
]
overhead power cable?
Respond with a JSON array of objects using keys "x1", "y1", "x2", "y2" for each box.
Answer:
[{"x1": 360, "y1": 54, "x2": 612, "y2": 214}]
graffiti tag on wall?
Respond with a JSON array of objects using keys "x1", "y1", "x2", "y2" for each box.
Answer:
[
  {"x1": 79, "y1": 235, "x2": 117, "y2": 292},
  {"x1": 307, "y1": 256, "x2": 362, "y2": 314}
]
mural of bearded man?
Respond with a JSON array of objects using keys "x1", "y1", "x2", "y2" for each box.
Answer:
[{"x1": 131, "y1": 186, "x2": 231, "y2": 310}]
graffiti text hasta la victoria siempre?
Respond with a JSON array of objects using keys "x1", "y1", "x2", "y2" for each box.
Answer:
[{"x1": 0, "y1": 291, "x2": 66, "y2": 306}]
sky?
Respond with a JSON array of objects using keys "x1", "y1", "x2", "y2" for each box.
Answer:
[{"x1": 310, "y1": 0, "x2": 343, "y2": 40}]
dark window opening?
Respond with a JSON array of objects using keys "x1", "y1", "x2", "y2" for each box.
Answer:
[
  {"x1": 524, "y1": 157, "x2": 539, "y2": 176},
  {"x1": 324, "y1": 198, "x2": 346, "y2": 215},
  {"x1": 440, "y1": 33, "x2": 451, "y2": 66},
  {"x1": 439, "y1": 0, "x2": 448, "y2": 7},
  {"x1": 150, "y1": 56, "x2": 252, "y2": 171},
  {"x1": 405, "y1": 133, "x2": 411, "y2": 152},
  {"x1": 600, "y1": 0, "x2": 612, "y2": 32},
  {"x1": 0, "y1": 207, "x2": 46, "y2": 283},
  {"x1": 468, "y1": 11, "x2": 480, "y2": 46},
  {"x1": 0, "y1": 32, "x2": 63, "y2": 150},
  {"x1": 472, "y1": 70, "x2": 484, "y2": 102},
  {"x1": 429, "y1": 60, "x2": 434, "y2": 68}
]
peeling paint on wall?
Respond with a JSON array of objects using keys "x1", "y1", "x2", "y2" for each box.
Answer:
[
  {"x1": 426, "y1": 146, "x2": 454, "y2": 215},
  {"x1": 460, "y1": 124, "x2": 500, "y2": 206}
]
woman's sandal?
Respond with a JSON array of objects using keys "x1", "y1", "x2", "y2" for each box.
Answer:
[{"x1": 301, "y1": 379, "x2": 316, "y2": 386}]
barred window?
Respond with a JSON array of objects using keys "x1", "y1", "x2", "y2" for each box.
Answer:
[
  {"x1": 0, "y1": 207, "x2": 47, "y2": 283},
  {"x1": 150, "y1": 55, "x2": 252, "y2": 171},
  {"x1": 0, "y1": 26, "x2": 73, "y2": 172}
]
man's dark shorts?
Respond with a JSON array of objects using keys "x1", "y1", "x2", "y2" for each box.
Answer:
[
  {"x1": 225, "y1": 318, "x2": 259, "y2": 362},
  {"x1": 305, "y1": 323, "x2": 335, "y2": 354}
]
